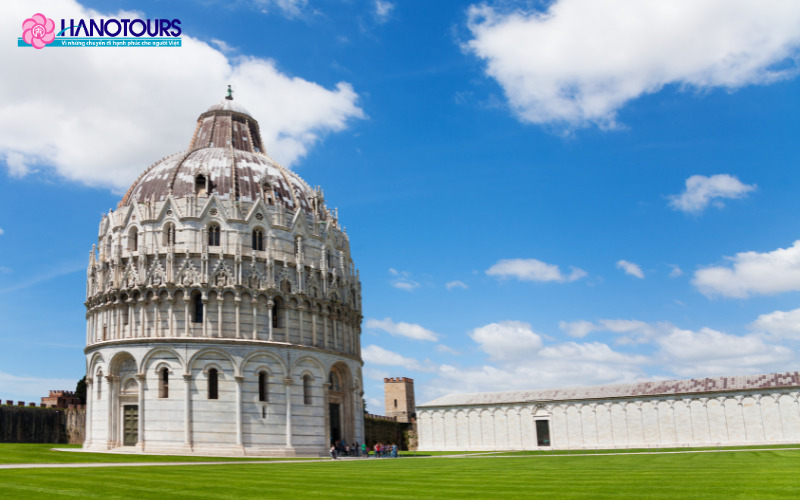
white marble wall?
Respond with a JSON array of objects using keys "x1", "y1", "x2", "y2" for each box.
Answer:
[
  {"x1": 418, "y1": 391, "x2": 800, "y2": 451},
  {"x1": 84, "y1": 341, "x2": 364, "y2": 456}
]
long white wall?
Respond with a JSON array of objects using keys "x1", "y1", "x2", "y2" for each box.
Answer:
[{"x1": 418, "y1": 390, "x2": 800, "y2": 450}]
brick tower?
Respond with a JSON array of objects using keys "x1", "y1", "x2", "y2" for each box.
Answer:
[{"x1": 384, "y1": 377, "x2": 415, "y2": 423}]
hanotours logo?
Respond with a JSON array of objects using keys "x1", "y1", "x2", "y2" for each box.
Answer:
[{"x1": 19, "y1": 13, "x2": 182, "y2": 49}]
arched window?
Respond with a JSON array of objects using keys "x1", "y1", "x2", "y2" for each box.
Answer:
[
  {"x1": 121, "y1": 298, "x2": 129, "y2": 325},
  {"x1": 258, "y1": 371, "x2": 268, "y2": 402},
  {"x1": 394, "y1": 399, "x2": 398, "y2": 408},
  {"x1": 163, "y1": 222, "x2": 176, "y2": 246},
  {"x1": 208, "y1": 368, "x2": 219, "y2": 400},
  {"x1": 195, "y1": 174, "x2": 207, "y2": 196},
  {"x1": 252, "y1": 229, "x2": 264, "y2": 251},
  {"x1": 326, "y1": 249, "x2": 333, "y2": 268},
  {"x1": 192, "y1": 292, "x2": 203, "y2": 323},
  {"x1": 272, "y1": 301, "x2": 280, "y2": 328},
  {"x1": 208, "y1": 224, "x2": 220, "y2": 246},
  {"x1": 159, "y1": 367, "x2": 169, "y2": 398},
  {"x1": 303, "y1": 375, "x2": 312, "y2": 405},
  {"x1": 128, "y1": 227, "x2": 138, "y2": 251},
  {"x1": 329, "y1": 372, "x2": 340, "y2": 392}
]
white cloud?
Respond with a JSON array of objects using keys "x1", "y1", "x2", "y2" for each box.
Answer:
[
  {"x1": 616, "y1": 260, "x2": 644, "y2": 279},
  {"x1": 693, "y1": 241, "x2": 800, "y2": 298},
  {"x1": 465, "y1": 0, "x2": 800, "y2": 129},
  {"x1": 0, "y1": 227, "x2": 4, "y2": 235},
  {"x1": 656, "y1": 327, "x2": 793, "y2": 377},
  {"x1": 365, "y1": 317, "x2": 439, "y2": 341},
  {"x1": 256, "y1": 0, "x2": 308, "y2": 18},
  {"x1": 560, "y1": 318, "x2": 664, "y2": 344},
  {"x1": 558, "y1": 320, "x2": 595, "y2": 338},
  {"x1": 669, "y1": 174, "x2": 756, "y2": 213},
  {"x1": 486, "y1": 258, "x2": 586, "y2": 283},
  {"x1": 362, "y1": 344, "x2": 422, "y2": 368},
  {"x1": 374, "y1": 1, "x2": 395, "y2": 24},
  {"x1": 435, "y1": 344, "x2": 461, "y2": 355},
  {"x1": 750, "y1": 308, "x2": 800, "y2": 340},
  {"x1": 470, "y1": 321, "x2": 543, "y2": 361},
  {"x1": 668, "y1": 265, "x2": 684, "y2": 278},
  {"x1": 209, "y1": 38, "x2": 235, "y2": 54},
  {"x1": 445, "y1": 280, "x2": 468, "y2": 290},
  {"x1": 0, "y1": 1, "x2": 364, "y2": 191},
  {"x1": 0, "y1": 371, "x2": 78, "y2": 403},
  {"x1": 388, "y1": 268, "x2": 419, "y2": 291}
]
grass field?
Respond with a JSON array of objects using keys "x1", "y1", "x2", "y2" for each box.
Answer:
[{"x1": 1, "y1": 446, "x2": 799, "y2": 498}]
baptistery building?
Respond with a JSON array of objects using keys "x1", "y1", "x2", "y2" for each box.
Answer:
[{"x1": 83, "y1": 91, "x2": 364, "y2": 456}]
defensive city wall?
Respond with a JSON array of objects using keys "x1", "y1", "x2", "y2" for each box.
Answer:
[{"x1": 0, "y1": 401, "x2": 85, "y2": 444}]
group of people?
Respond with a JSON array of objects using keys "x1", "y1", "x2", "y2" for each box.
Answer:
[
  {"x1": 371, "y1": 442, "x2": 399, "y2": 458},
  {"x1": 329, "y1": 441, "x2": 399, "y2": 459}
]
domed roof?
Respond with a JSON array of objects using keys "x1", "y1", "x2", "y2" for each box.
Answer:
[{"x1": 118, "y1": 93, "x2": 319, "y2": 215}]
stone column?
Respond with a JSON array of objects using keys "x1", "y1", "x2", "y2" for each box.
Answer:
[
  {"x1": 311, "y1": 309, "x2": 317, "y2": 346},
  {"x1": 183, "y1": 374, "x2": 192, "y2": 448},
  {"x1": 235, "y1": 294, "x2": 242, "y2": 339},
  {"x1": 106, "y1": 375, "x2": 115, "y2": 448},
  {"x1": 235, "y1": 375, "x2": 244, "y2": 446},
  {"x1": 298, "y1": 306, "x2": 305, "y2": 344},
  {"x1": 128, "y1": 301, "x2": 135, "y2": 338},
  {"x1": 139, "y1": 298, "x2": 146, "y2": 338},
  {"x1": 136, "y1": 373, "x2": 146, "y2": 449},
  {"x1": 323, "y1": 312, "x2": 329, "y2": 349},
  {"x1": 284, "y1": 377, "x2": 293, "y2": 448},
  {"x1": 153, "y1": 298, "x2": 160, "y2": 337},
  {"x1": 252, "y1": 299, "x2": 258, "y2": 340},
  {"x1": 217, "y1": 295, "x2": 223, "y2": 338},
  {"x1": 168, "y1": 299, "x2": 175, "y2": 337},
  {"x1": 267, "y1": 299, "x2": 274, "y2": 341},
  {"x1": 202, "y1": 298, "x2": 209, "y2": 337},
  {"x1": 85, "y1": 377, "x2": 93, "y2": 446},
  {"x1": 183, "y1": 296, "x2": 190, "y2": 337}
]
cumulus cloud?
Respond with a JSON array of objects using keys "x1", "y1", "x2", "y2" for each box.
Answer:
[
  {"x1": 470, "y1": 321, "x2": 543, "y2": 361},
  {"x1": 560, "y1": 318, "x2": 664, "y2": 344},
  {"x1": 559, "y1": 320, "x2": 596, "y2": 338},
  {"x1": 365, "y1": 317, "x2": 439, "y2": 341},
  {"x1": 693, "y1": 241, "x2": 800, "y2": 298},
  {"x1": 668, "y1": 265, "x2": 684, "y2": 278},
  {"x1": 616, "y1": 260, "x2": 644, "y2": 279},
  {"x1": 486, "y1": 258, "x2": 586, "y2": 283},
  {"x1": 656, "y1": 327, "x2": 793, "y2": 377},
  {"x1": 669, "y1": 174, "x2": 756, "y2": 213},
  {"x1": 445, "y1": 280, "x2": 468, "y2": 290},
  {"x1": 0, "y1": 1, "x2": 364, "y2": 191},
  {"x1": 388, "y1": 268, "x2": 419, "y2": 291},
  {"x1": 465, "y1": 0, "x2": 800, "y2": 129},
  {"x1": 362, "y1": 344, "x2": 422, "y2": 368},
  {"x1": 374, "y1": 1, "x2": 395, "y2": 24},
  {"x1": 750, "y1": 308, "x2": 800, "y2": 340}
]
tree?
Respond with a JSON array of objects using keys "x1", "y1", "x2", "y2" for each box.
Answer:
[{"x1": 76, "y1": 376, "x2": 87, "y2": 405}]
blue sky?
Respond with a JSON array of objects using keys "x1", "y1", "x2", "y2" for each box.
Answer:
[{"x1": 2, "y1": 0, "x2": 800, "y2": 414}]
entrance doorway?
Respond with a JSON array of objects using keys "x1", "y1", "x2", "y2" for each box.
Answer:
[
  {"x1": 123, "y1": 405, "x2": 138, "y2": 446},
  {"x1": 329, "y1": 403, "x2": 341, "y2": 444},
  {"x1": 535, "y1": 420, "x2": 550, "y2": 446}
]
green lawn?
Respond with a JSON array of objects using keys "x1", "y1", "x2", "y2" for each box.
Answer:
[
  {"x1": 1, "y1": 447, "x2": 799, "y2": 498},
  {"x1": 0, "y1": 444, "x2": 301, "y2": 464}
]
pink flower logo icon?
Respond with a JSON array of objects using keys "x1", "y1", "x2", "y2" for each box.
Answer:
[{"x1": 22, "y1": 13, "x2": 55, "y2": 49}]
